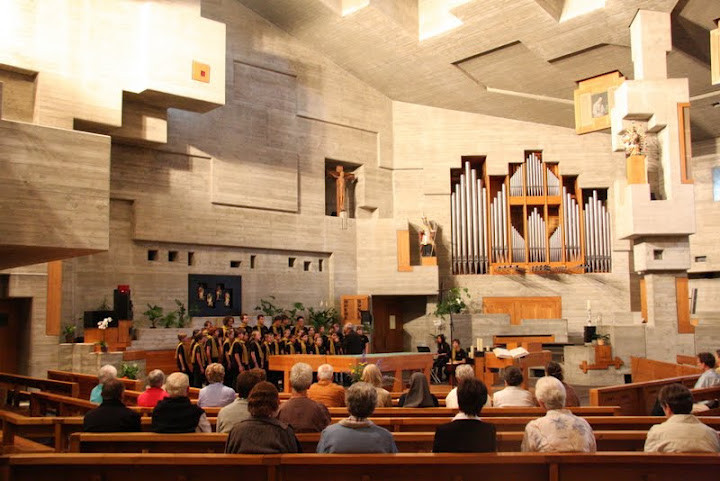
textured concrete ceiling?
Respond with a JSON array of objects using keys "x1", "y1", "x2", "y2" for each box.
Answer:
[{"x1": 235, "y1": 0, "x2": 720, "y2": 140}]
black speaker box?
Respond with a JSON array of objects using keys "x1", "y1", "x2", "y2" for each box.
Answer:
[{"x1": 113, "y1": 289, "x2": 133, "y2": 320}]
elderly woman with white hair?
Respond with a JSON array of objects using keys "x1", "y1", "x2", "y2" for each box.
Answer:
[
  {"x1": 90, "y1": 364, "x2": 117, "y2": 404},
  {"x1": 198, "y1": 363, "x2": 236, "y2": 408},
  {"x1": 277, "y1": 362, "x2": 331, "y2": 432},
  {"x1": 445, "y1": 364, "x2": 491, "y2": 409},
  {"x1": 137, "y1": 369, "x2": 169, "y2": 408},
  {"x1": 151, "y1": 372, "x2": 211, "y2": 433},
  {"x1": 317, "y1": 382, "x2": 398, "y2": 453},
  {"x1": 521, "y1": 376, "x2": 596, "y2": 452},
  {"x1": 308, "y1": 363, "x2": 346, "y2": 407}
]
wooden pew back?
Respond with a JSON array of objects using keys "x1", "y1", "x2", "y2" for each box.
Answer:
[
  {"x1": 589, "y1": 375, "x2": 700, "y2": 415},
  {"x1": 47, "y1": 370, "x2": 143, "y2": 400},
  {"x1": 0, "y1": 372, "x2": 79, "y2": 408},
  {"x1": 3, "y1": 452, "x2": 720, "y2": 481},
  {"x1": 326, "y1": 405, "x2": 620, "y2": 417}
]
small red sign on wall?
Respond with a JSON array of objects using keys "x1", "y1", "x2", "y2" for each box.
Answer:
[{"x1": 192, "y1": 60, "x2": 210, "y2": 83}]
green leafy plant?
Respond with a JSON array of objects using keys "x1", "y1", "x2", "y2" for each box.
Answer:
[
  {"x1": 433, "y1": 287, "x2": 471, "y2": 320},
  {"x1": 120, "y1": 362, "x2": 140, "y2": 380},
  {"x1": 162, "y1": 311, "x2": 177, "y2": 328},
  {"x1": 591, "y1": 332, "x2": 611, "y2": 344},
  {"x1": 143, "y1": 304, "x2": 164, "y2": 329},
  {"x1": 349, "y1": 361, "x2": 367, "y2": 384},
  {"x1": 62, "y1": 324, "x2": 76, "y2": 342},
  {"x1": 175, "y1": 300, "x2": 188, "y2": 328},
  {"x1": 287, "y1": 302, "x2": 305, "y2": 320},
  {"x1": 307, "y1": 306, "x2": 339, "y2": 330},
  {"x1": 255, "y1": 296, "x2": 286, "y2": 318}
]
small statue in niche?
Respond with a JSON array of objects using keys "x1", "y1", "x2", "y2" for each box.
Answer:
[
  {"x1": 621, "y1": 124, "x2": 645, "y2": 157},
  {"x1": 419, "y1": 216, "x2": 438, "y2": 257},
  {"x1": 327, "y1": 165, "x2": 357, "y2": 216}
]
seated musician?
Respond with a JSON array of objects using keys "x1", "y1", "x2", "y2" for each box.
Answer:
[
  {"x1": 137, "y1": 369, "x2": 169, "y2": 408},
  {"x1": 444, "y1": 339, "x2": 467, "y2": 382},
  {"x1": 433, "y1": 378, "x2": 496, "y2": 453},
  {"x1": 398, "y1": 372, "x2": 439, "y2": 407},
  {"x1": 277, "y1": 362, "x2": 331, "y2": 432},
  {"x1": 545, "y1": 361, "x2": 580, "y2": 407},
  {"x1": 83, "y1": 378, "x2": 141, "y2": 432},
  {"x1": 433, "y1": 335, "x2": 451, "y2": 382},
  {"x1": 445, "y1": 364, "x2": 490, "y2": 409},
  {"x1": 361, "y1": 364, "x2": 392, "y2": 407},
  {"x1": 152, "y1": 372, "x2": 211, "y2": 433},
  {"x1": 90, "y1": 364, "x2": 117, "y2": 404},
  {"x1": 308, "y1": 364, "x2": 345, "y2": 407},
  {"x1": 225, "y1": 381, "x2": 301, "y2": 454},
  {"x1": 521, "y1": 376, "x2": 596, "y2": 452},
  {"x1": 492, "y1": 366, "x2": 536, "y2": 407},
  {"x1": 218, "y1": 369, "x2": 266, "y2": 433},
  {"x1": 198, "y1": 363, "x2": 236, "y2": 408},
  {"x1": 644, "y1": 383, "x2": 720, "y2": 453},
  {"x1": 316, "y1": 382, "x2": 398, "y2": 453}
]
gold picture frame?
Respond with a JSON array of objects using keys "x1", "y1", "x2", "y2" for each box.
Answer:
[{"x1": 574, "y1": 71, "x2": 625, "y2": 135}]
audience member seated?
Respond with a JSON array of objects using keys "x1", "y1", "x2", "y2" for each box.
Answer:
[
  {"x1": 492, "y1": 366, "x2": 536, "y2": 407},
  {"x1": 83, "y1": 379, "x2": 141, "y2": 432},
  {"x1": 445, "y1": 364, "x2": 490, "y2": 409},
  {"x1": 225, "y1": 381, "x2": 301, "y2": 454},
  {"x1": 152, "y1": 372, "x2": 211, "y2": 433},
  {"x1": 218, "y1": 369, "x2": 266, "y2": 433},
  {"x1": 545, "y1": 361, "x2": 580, "y2": 407},
  {"x1": 398, "y1": 372, "x2": 439, "y2": 407},
  {"x1": 90, "y1": 364, "x2": 117, "y2": 404},
  {"x1": 433, "y1": 378, "x2": 496, "y2": 453},
  {"x1": 361, "y1": 364, "x2": 392, "y2": 407},
  {"x1": 308, "y1": 364, "x2": 346, "y2": 408},
  {"x1": 137, "y1": 369, "x2": 169, "y2": 408},
  {"x1": 695, "y1": 352, "x2": 720, "y2": 389},
  {"x1": 521, "y1": 376, "x2": 596, "y2": 453},
  {"x1": 198, "y1": 363, "x2": 236, "y2": 408},
  {"x1": 277, "y1": 362, "x2": 331, "y2": 432},
  {"x1": 644, "y1": 383, "x2": 720, "y2": 453},
  {"x1": 316, "y1": 382, "x2": 398, "y2": 453}
]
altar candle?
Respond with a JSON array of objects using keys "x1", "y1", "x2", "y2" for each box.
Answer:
[{"x1": 476, "y1": 338, "x2": 483, "y2": 351}]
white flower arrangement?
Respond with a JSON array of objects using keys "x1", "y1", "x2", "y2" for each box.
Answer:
[{"x1": 97, "y1": 317, "x2": 112, "y2": 330}]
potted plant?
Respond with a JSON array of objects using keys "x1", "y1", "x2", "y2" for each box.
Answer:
[
  {"x1": 143, "y1": 304, "x2": 164, "y2": 329},
  {"x1": 307, "y1": 304, "x2": 339, "y2": 330},
  {"x1": 96, "y1": 317, "x2": 111, "y2": 352},
  {"x1": 592, "y1": 333, "x2": 611, "y2": 346},
  {"x1": 120, "y1": 362, "x2": 140, "y2": 380},
  {"x1": 62, "y1": 324, "x2": 76, "y2": 343}
]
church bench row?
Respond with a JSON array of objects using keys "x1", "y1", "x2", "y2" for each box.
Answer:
[
  {"x1": 0, "y1": 373, "x2": 79, "y2": 409},
  {"x1": 67, "y1": 430, "x2": 685, "y2": 453},
  {"x1": 27, "y1": 391, "x2": 622, "y2": 419},
  {"x1": 2, "y1": 452, "x2": 719, "y2": 481},
  {"x1": 47, "y1": 371, "x2": 143, "y2": 400},
  {"x1": 589, "y1": 375, "x2": 718, "y2": 415}
]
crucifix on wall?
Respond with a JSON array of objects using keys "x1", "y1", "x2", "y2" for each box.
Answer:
[{"x1": 327, "y1": 165, "x2": 356, "y2": 215}]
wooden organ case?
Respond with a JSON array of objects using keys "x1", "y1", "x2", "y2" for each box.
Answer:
[{"x1": 450, "y1": 153, "x2": 611, "y2": 275}]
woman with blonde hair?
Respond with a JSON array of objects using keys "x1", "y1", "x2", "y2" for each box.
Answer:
[{"x1": 361, "y1": 364, "x2": 392, "y2": 407}]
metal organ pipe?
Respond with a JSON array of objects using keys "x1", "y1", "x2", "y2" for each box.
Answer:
[
  {"x1": 451, "y1": 164, "x2": 489, "y2": 274},
  {"x1": 582, "y1": 190, "x2": 612, "y2": 273},
  {"x1": 470, "y1": 168, "x2": 478, "y2": 273}
]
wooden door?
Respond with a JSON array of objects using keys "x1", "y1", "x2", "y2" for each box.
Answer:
[
  {"x1": 0, "y1": 299, "x2": 28, "y2": 373},
  {"x1": 371, "y1": 296, "x2": 404, "y2": 353}
]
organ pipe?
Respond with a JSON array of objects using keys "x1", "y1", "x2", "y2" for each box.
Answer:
[
  {"x1": 582, "y1": 190, "x2": 611, "y2": 273},
  {"x1": 451, "y1": 163, "x2": 489, "y2": 274}
]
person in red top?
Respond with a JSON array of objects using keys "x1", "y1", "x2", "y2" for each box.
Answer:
[{"x1": 137, "y1": 369, "x2": 170, "y2": 408}]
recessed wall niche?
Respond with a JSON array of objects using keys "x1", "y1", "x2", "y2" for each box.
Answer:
[{"x1": 325, "y1": 159, "x2": 360, "y2": 218}]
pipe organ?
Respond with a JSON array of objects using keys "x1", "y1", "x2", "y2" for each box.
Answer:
[{"x1": 451, "y1": 152, "x2": 612, "y2": 275}]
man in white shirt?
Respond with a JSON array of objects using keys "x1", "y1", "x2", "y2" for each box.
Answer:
[
  {"x1": 492, "y1": 366, "x2": 536, "y2": 407},
  {"x1": 694, "y1": 352, "x2": 720, "y2": 389},
  {"x1": 644, "y1": 383, "x2": 720, "y2": 453}
]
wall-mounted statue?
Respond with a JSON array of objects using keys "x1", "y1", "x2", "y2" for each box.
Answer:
[{"x1": 419, "y1": 216, "x2": 438, "y2": 257}]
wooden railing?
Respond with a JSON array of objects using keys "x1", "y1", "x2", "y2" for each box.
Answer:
[
  {"x1": 2, "y1": 453, "x2": 719, "y2": 481},
  {"x1": 47, "y1": 370, "x2": 143, "y2": 400},
  {"x1": 0, "y1": 373, "x2": 79, "y2": 408},
  {"x1": 589, "y1": 374, "x2": 701, "y2": 415}
]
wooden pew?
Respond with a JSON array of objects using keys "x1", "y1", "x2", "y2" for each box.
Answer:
[
  {"x1": 47, "y1": 370, "x2": 143, "y2": 400},
  {"x1": 589, "y1": 375, "x2": 700, "y2": 415},
  {"x1": 326, "y1": 406, "x2": 620, "y2": 417},
  {"x1": 3, "y1": 452, "x2": 720, "y2": 481},
  {"x1": 630, "y1": 357, "x2": 701, "y2": 383},
  {"x1": 68, "y1": 430, "x2": 659, "y2": 454},
  {"x1": 0, "y1": 373, "x2": 79, "y2": 408}
]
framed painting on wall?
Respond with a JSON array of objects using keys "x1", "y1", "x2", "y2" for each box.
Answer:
[
  {"x1": 188, "y1": 274, "x2": 241, "y2": 317},
  {"x1": 574, "y1": 71, "x2": 625, "y2": 134}
]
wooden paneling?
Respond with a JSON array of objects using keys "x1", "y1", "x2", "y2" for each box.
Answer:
[
  {"x1": 482, "y1": 296, "x2": 561, "y2": 325},
  {"x1": 676, "y1": 354, "x2": 696, "y2": 365},
  {"x1": 45, "y1": 261, "x2": 62, "y2": 336},
  {"x1": 639, "y1": 277, "x2": 648, "y2": 323},
  {"x1": 396, "y1": 230, "x2": 412, "y2": 272},
  {"x1": 677, "y1": 103, "x2": 693, "y2": 184},
  {"x1": 675, "y1": 277, "x2": 694, "y2": 334},
  {"x1": 630, "y1": 357, "x2": 701, "y2": 383},
  {"x1": 340, "y1": 295, "x2": 369, "y2": 323}
]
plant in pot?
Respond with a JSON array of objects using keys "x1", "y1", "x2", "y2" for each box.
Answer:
[
  {"x1": 143, "y1": 304, "x2": 164, "y2": 329},
  {"x1": 96, "y1": 317, "x2": 111, "y2": 352},
  {"x1": 592, "y1": 333, "x2": 611, "y2": 346},
  {"x1": 62, "y1": 324, "x2": 76, "y2": 343},
  {"x1": 120, "y1": 362, "x2": 140, "y2": 380},
  {"x1": 307, "y1": 304, "x2": 340, "y2": 331}
]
